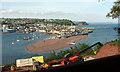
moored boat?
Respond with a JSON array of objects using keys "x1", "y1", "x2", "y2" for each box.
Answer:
[
  {"x1": 17, "y1": 40, "x2": 20, "y2": 42},
  {"x1": 23, "y1": 38, "x2": 28, "y2": 40},
  {"x1": 12, "y1": 42, "x2": 14, "y2": 45}
]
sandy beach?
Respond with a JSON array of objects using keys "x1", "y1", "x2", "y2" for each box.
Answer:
[{"x1": 26, "y1": 35, "x2": 88, "y2": 53}]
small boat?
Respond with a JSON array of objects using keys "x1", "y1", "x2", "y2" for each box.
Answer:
[
  {"x1": 28, "y1": 37, "x2": 32, "y2": 39},
  {"x1": 36, "y1": 37, "x2": 39, "y2": 39},
  {"x1": 12, "y1": 42, "x2": 14, "y2": 45},
  {"x1": 81, "y1": 32, "x2": 88, "y2": 35},
  {"x1": 24, "y1": 38, "x2": 28, "y2": 40},
  {"x1": 23, "y1": 37, "x2": 28, "y2": 40},
  {"x1": 70, "y1": 42, "x2": 75, "y2": 45},
  {"x1": 32, "y1": 38, "x2": 34, "y2": 40},
  {"x1": 88, "y1": 30, "x2": 93, "y2": 33},
  {"x1": 17, "y1": 40, "x2": 20, "y2": 42}
]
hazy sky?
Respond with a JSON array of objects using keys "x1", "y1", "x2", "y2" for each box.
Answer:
[{"x1": 0, "y1": 0, "x2": 118, "y2": 23}]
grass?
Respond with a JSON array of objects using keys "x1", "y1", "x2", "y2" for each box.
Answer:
[
  {"x1": 107, "y1": 39, "x2": 120, "y2": 47},
  {"x1": 44, "y1": 43, "x2": 102, "y2": 62}
]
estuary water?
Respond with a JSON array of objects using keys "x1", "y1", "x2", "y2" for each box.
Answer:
[{"x1": 1, "y1": 24, "x2": 119, "y2": 65}]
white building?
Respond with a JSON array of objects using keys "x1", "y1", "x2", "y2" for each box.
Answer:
[
  {"x1": 2, "y1": 25, "x2": 8, "y2": 30},
  {"x1": 39, "y1": 30, "x2": 46, "y2": 33}
]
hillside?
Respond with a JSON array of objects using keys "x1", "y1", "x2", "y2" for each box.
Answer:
[
  {"x1": 73, "y1": 21, "x2": 89, "y2": 25},
  {"x1": 1, "y1": 18, "x2": 75, "y2": 26}
]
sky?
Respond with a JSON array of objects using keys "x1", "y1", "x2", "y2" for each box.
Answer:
[{"x1": 0, "y1": 0, "x2": 118, "y2": 23}]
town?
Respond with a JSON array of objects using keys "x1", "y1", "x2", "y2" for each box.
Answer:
[{"x1": 0, "y1": 18, "x2": 93, "y2": 39}]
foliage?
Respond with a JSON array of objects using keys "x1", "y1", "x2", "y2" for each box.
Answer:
[
  {"x1": 45, "y1": 43, "x2": 102, "y2": 62},
  {"x1": 50, "y1": 50, "x2": 56, "y2": 57},
  {"x1": 1, "y1": 18, "x2": 74, "y2": 26},
  {"x1": 106, "y1": 1, "x2": 120, "y2": 19},
  {"x1": 4, "y1": 43, "x2": 102, "y2": 66},
  {"x1": 107, "y1": 39, "x2": 120, "y2": 47},
  {"x1": 44, "y1": 19, "x2": 74, "y2": 25},
  {"x1": 44, "y1": 56, "x2": 61, "y2": 62}
]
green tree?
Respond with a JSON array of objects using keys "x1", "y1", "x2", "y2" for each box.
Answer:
[{"x1": 106, "y1": 0, "x2": 120, "y2": 19}]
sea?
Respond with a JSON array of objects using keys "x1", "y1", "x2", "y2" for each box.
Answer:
[{"x1": 0, "y1": 23, "x2": 119, "y2": 65}]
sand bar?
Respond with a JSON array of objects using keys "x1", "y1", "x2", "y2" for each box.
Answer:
[{"x1": 26, "y1": 35, "x2": 88, "y2": 53}]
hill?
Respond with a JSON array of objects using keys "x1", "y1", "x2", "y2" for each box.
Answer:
[{"x1": 73, "y1": 21, "x2": 89, "y2": 25}]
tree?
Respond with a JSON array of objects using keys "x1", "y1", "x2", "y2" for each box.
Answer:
[
  {"x1": 105, "y1": 0, "x2": 120, "y2": 38},
  {"x1": 106, "y1": 0, "x2": 120, "y2": 19},
  {"x1": 98, "y1": 0, "x2": 120, "y2": 19},
  {"x1": 106, "y1": 3, "x2": 119, "y2": 19}
]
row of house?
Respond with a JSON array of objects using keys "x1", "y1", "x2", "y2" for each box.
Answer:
[{"x1": 0, "y1": 25, "x2": 16, "y2": 33}]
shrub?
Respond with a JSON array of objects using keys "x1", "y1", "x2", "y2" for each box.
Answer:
[
  {"x1": 45, "y1": 43, "x2": 102, "y2": 62},
  {"x1": 107, "y1": 39, "x2": 120, "y2": 47}
]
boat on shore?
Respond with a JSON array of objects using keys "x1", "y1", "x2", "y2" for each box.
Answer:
[
  {"x1": 70, "y1": 42, "x2": 75, "y2": 45},
  {"x1": 81, "y1": 32, "x2": 88, "y2": 35}
]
